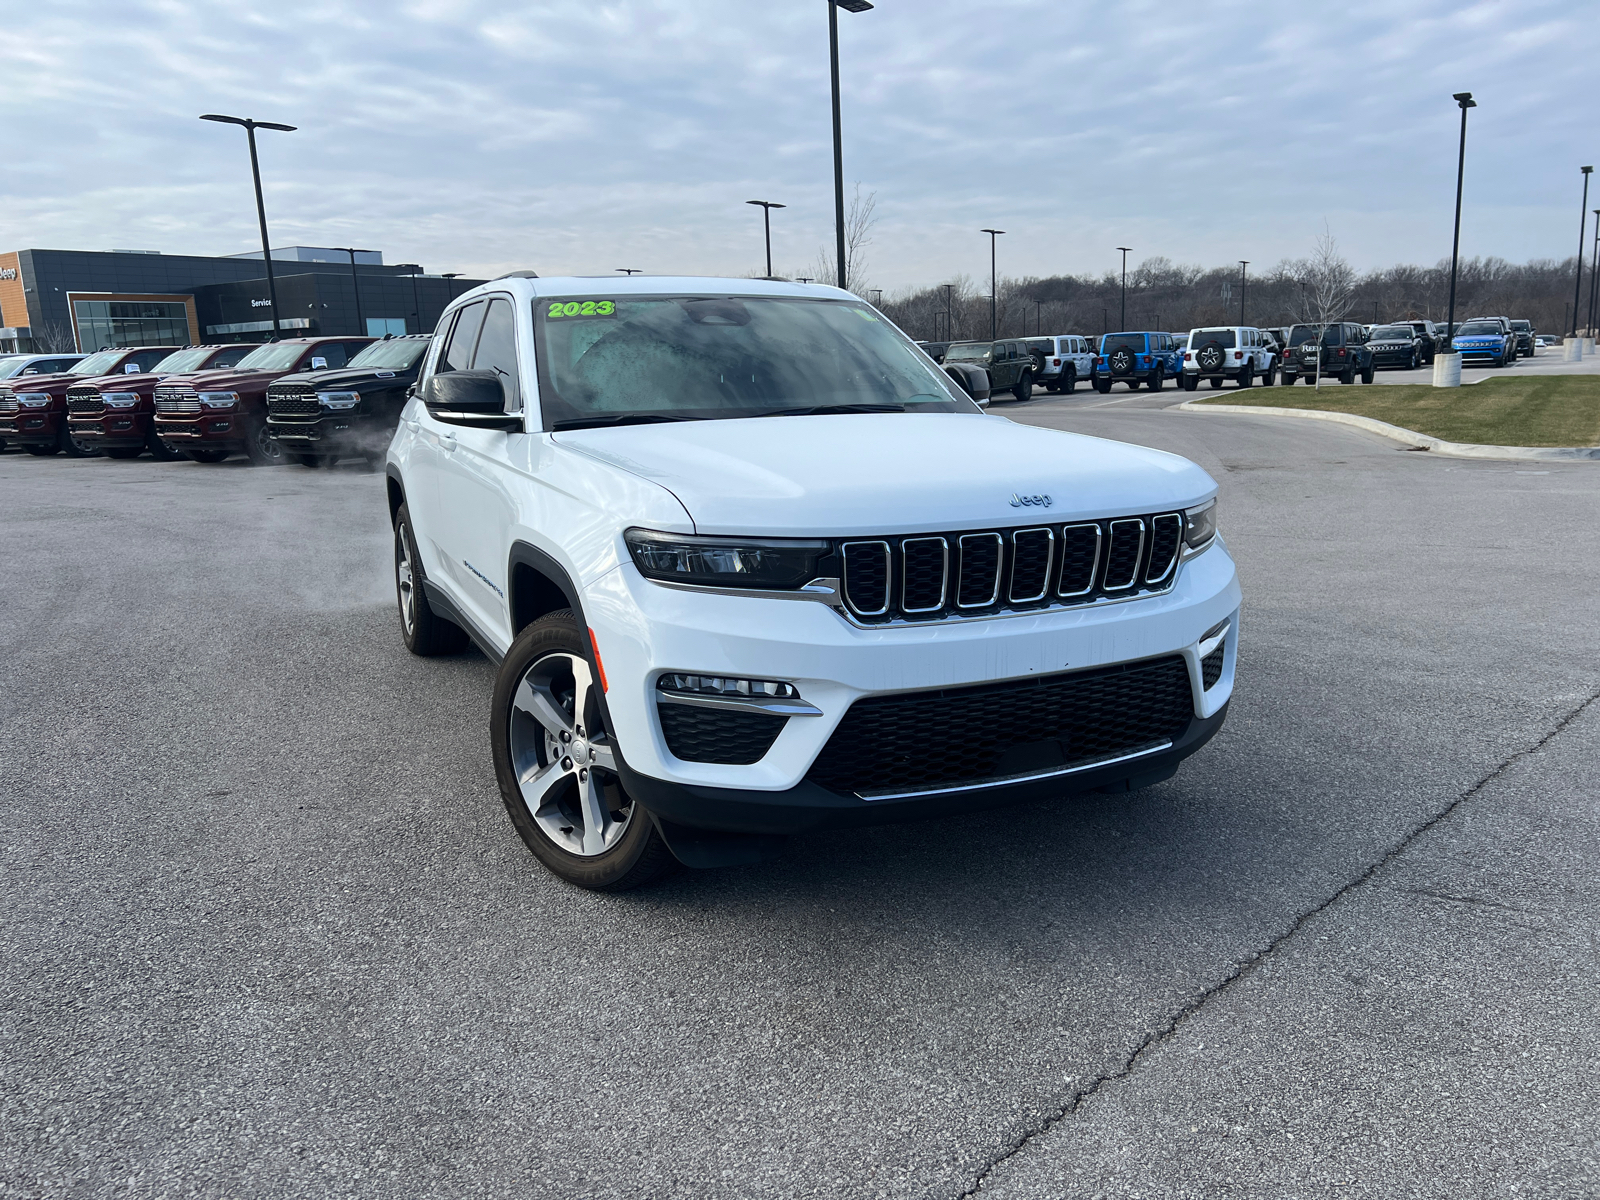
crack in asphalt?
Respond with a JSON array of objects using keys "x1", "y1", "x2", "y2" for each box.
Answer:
[{"x1": 952, "y1": 686, "x2": 1600, "y2": 1199}]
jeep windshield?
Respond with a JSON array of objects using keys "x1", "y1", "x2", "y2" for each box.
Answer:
[
  {"x1": 1100, "y1": 335, "x2": 1146, "y2": 353},
  {"x1": 534, "y1": 295, "x2": 976, "y2": 429},
  {"x1": 1190, "y1": 330, "x2": 1236, "y2": 349},
  {"x1": 941, "y1": 342, "x2": 992, "y2": 362},
  {"x1": 1370, "y1": 327, "x2": 1413, "y2": 341},
  {"x1": 1455, "y1": 321, "x2": 1501, "y2": 337},
  {"x1": 348, "y1": 339, "x2": 428, "y2": 370}
]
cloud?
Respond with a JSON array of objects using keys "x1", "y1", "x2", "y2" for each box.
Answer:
[{"x1": 1, "y1": 0, "x2": 1596, "y2": 289}]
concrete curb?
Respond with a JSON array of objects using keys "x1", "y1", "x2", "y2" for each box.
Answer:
[{"x1": 1172, "y1": 399, "x2": 1600, "y2": 462}]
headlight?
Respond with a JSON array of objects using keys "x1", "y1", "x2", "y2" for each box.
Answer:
[
  {"x1": 198, "y1": 391, "x2": 239, "y2": 409},
  {"x1": 625, "y1": 528, "x2": 831, "y2": 589},
  {"x1": 316, "y1": 391, "x2": 361, "y2": 410},
  {"x1": 101, "y1": 393, "x2": 140, "y2": 408},
  {"x1": 17, "y1": 393, "x2": 50, "y2": 407},
  {"x1": 1183, "y1": 499, "x2": 1217, "y2": 555}
]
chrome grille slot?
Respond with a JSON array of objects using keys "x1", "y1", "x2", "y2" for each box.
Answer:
[
  {"x1": 1057, "y1": 523, "x2": 1101, "y2": 597},
  {"x1": 899, "y1": 537, "x2": 948, "y2": 613},
  {"x1": 841, "y1": 541, "x2": 891, "y2": 617},
  {"x1": 1008, "y1": 528, "x2": 1053, "y2": 603},
  {"x1": 956, "y1": 533, "x2": 1003, "y2": 608},
  {"x1": 0, "y1": 391, "x2": 18, "y2": 415},
  {"x1": 1102, "y1": 519, "x2": 1146, "y2": 591},
  {"x1": 1145, "y1": 514, "x2": 1182, "y2": 584}
]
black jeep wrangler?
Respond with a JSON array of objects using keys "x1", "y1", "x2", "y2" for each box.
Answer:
[
  {"x1": 1282, "y1": 322, "x2": 1374, "y2": 385},
  {"x1": 265, "y1": 334, "x2": 432, "y2": 467}
]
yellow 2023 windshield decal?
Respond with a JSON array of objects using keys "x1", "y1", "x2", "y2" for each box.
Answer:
[{"x1": 545, "y1": 300, "x2": 616, "y2": 319}]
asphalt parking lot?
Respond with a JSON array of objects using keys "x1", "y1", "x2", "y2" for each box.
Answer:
[{"x1": 3, "y1": 408, "x2": 1598, "y2": 1199}]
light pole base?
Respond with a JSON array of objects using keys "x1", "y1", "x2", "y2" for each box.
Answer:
[
  {"x1": 1584, "y1": 337, "x2": 1596, "y2": 355},
  {"x1": 1432, "y1": 352, "x2": 1462, "y2": 388},
  {"x1": 1564, "y1": 339, "x2": 1584, "y2": 362}
]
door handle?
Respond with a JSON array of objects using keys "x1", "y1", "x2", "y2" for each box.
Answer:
[{"x1": 440, "y1": 430, "x2": 458, "y2": 452}]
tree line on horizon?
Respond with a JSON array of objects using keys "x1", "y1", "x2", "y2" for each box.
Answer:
[{"x1": 876, "y1": 254, "x2": 1587, "y2": 343}]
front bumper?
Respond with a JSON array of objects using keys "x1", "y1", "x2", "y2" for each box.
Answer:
[
  {"x1": 1, "y1": 409, "x2": 62, "y2": 444},
  {"x1": 586, "y1": 538, "x2": 1241, "y2": 827},
  {"x1": 1369, "y1": 350, "x2": 1416, "y2": 367},
  {"x1": 1454, "y1": 344, "x2": 1505, "y2": 362},
  {"x1": 153, "y1": 412, "x2": 246, "y2": 447},
  {"x1": 69, "y1": 411, "x2": 150, "y2": 446},
  {"x1": 267, "y1": 413, "x2": 386, "y2": 454}
]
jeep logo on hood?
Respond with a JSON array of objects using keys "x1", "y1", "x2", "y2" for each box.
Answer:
[{"x1": 1010, "y1": 493, "x2": 1053, "y2": 508}]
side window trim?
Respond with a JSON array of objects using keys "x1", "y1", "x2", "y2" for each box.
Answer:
[{"x1": 420, "y1": 308, "x2": 460, "y2": 388}]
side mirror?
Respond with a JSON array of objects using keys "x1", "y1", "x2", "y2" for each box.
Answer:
[
  {"x1": 124, "y1": 363, "x2": 140, "y2": 374},
  {"x1": 310, "y1": 357, "x2": 328, "y2": 370},
  {"x1": 421, "y1": 370, "x2": 522, "y2": 430}
]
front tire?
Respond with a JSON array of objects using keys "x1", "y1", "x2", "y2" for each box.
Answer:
[
  {"x1": 394, "y1": 504, "x2": 470, "y2": 657},
  {"x1": 146, "y1": 425, "x2": 185, "y2": 461},
  {"x1": 243, "y1": 418, "x2": 283, "y2": 466},
  {"x1": 492, "y1": 610, "x2": 677, "y2": 891},
  {"x1": 59, "y1": 423, "x2": 98, "y2": 458}
]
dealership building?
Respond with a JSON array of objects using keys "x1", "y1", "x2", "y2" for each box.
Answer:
[{"x1": 0, "y1": 246, "x2": 487, "y2": 354}]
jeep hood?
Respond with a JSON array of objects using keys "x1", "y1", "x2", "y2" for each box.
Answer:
[{"x1": 553, "y1": 412, "x2": 1215, "y2": 537}]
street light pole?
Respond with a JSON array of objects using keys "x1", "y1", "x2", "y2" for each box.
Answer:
[
  {"x1": 981, "y1": 229, "x2": 1004, "y2": 340},
  {"x1": 200, "y1": 113, "x2": 296, "y2": 338},
  {"x1": 942, "y1": 282, "x2": 955, "y2": 342},
  {"x1": 1444, "y1": 93, "x2": 1476, "y2": 348},
  {"x1": 1238, "y1": 261, "x2": 1249, "y2": 326},
  {"x1": 870, "y1": 288, "x2": 883, "y2": 308},
  {"x1": 1116, "y1": 247, "x2": 1132, "y2": 331},
  {"x1": 335, "y1": 248, "x2": 374, "y2": 335},
  {"x1": 1588, "y1": 211, "x2": 1600, "y2": 336},
  {"x1": 828, "y1": 1, "x2": 872, "y2": 292},
  {"x1": 745, "y1": 200, "x2": 786, "y2": 278},
  {"x1": 1572, "y1": 166, "x2": 1593, "y2": 338},
  {"x1": 1033, "y1": 299, "x2": 1043, "y2": 335}
]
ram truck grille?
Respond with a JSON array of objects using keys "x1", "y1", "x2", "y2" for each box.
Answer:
[
  {"x1": 0, "y1": 391, "x2": 17, "y2": 414},
  {"x1": 267, "y1": 384, "x2": 320, "y2": 418},
  {"x1": 154, "y1": 389, "x2": 199, "y2": 414},
  {"x1": 67, "y1": 388, "x2": 105, "y2": 415},
  {"x1": 838, "y1": 513, "x2": 1183, "y2": 624}
]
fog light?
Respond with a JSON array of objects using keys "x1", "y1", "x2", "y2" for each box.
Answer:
[
  {"x1": 210, "y1": 421, "x2": 231, "y2": 432},
  {"x1": 656, "y1": 674, "x2": 822, "y2": 716}
]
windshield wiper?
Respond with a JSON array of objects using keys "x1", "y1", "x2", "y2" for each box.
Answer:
[
  {"x1": 754, "y1": 403, "x2": 906, "y2": 417},
  {"x1": 550, "y1": 413, "x2": 694, "y2": 431}
]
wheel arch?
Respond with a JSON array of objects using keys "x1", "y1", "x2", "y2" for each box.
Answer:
[
  {"x1": 385, "y1": 467, "x2": 406, "y2": 527},
  {"x1": 508, "y1": 541, "x2": 586, "y2": 636}
]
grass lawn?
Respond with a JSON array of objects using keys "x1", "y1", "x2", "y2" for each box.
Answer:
[{"x1": 1195, "y1": 374, "x2": 1600, "y2": 447}]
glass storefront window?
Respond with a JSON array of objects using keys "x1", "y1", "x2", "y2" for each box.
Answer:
[{"x1": 72, "y1": 299, "x2": 191, "y2": 352}]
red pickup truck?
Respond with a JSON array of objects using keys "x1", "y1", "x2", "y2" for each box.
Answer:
[
  {"x1": 0, "y1": 346, "x2": 181, "y2": 457},
  {"x1": 67, "y1": 344, "x2": 255, "y2": 460},
  {"x1": 153, "y1": 336, "x2": 373, "y2": 464}
]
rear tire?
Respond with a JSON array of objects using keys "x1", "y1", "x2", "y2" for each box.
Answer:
[
  {"x1": 1094, "y1": 377, "x2": 1112, "y2": 394},
  {"x1": 1012, "y1": 371, "x2": 1032, "y2": 402},
  {"x1": 1339, "y1": 366, "x2": 1355, "y2": 385},
  {"x1": 1237, "y1": 365, "x2": 1253, "y2": 389},
  {"x1": 1361, "y1": 362, "x2": 1376, "y2": 384},
  {"x1": 394, "y1": 503, "x2": 470, "y2": 657},
  {"x1": 1260, "y1": 363, "x2": 1276, "y2": 386},
  {"x1": 491, "y1": 609, "x2": 679, "y2": 891},
  {"x1": 1181, "y1": 374, "x2": 1198, "y2": 392},
  {"x1": 1147, "y1": 367, "x2": 1163, "y2": 391},
  {"x1": 1061, "y1": 367, "x2": 1076, "y2": 394}
]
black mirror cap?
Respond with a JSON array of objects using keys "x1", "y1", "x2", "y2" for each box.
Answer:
[{"x1": 421, "y1": 370, "x2": 523, "y2": 430}]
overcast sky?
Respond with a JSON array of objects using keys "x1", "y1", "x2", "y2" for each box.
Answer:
[{"x1": 4, "y1": 0, "x2": 1597, "y2": 292}]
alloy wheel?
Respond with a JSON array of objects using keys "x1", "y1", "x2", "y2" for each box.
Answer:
[
  {"x1": 508, "y1": 651, "x2": 632, "y2": 857},
  {"x1": 395, "y1": 526, "x2": 417, "y2": 636}
]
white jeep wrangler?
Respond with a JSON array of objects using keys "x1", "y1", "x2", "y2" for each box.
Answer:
[
  {"x1": 385, "y1": 276, "x2": 1241, "y2": 890},
  {"x1": 1180, "y1": 326, "x2": 1277, "y2": 391}
]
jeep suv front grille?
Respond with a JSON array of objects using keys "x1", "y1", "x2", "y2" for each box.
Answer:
[
  {"x1": 67, "y1": 387, "x2": 104, "y2": 415},
  {"x1": 154, "y1": 387, "x2": 199, "y2": 414},
  {"x1": 267, "y1": 382, "x2": 320, "y2": 419},
  {"x1": 806, "y1": 654, "x2": 1193, "y2": 798},
  {"x1": 838, "y1": 513, "x2": 1183, "y2": 624}
]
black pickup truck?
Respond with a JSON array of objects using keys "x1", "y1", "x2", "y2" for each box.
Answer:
[{"x1": 265, "y1": 334, "x2": 432, "y2": 467}]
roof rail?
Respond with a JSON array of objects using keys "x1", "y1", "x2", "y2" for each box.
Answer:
[{"x1": 494, "y1": 270, "x2": 540, "y2": 280}]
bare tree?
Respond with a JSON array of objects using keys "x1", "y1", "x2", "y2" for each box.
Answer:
[
  {"x1": 1293, "y1": 230, "x2": 1355, "y2": 389},
  {"x1": 811, "y1": 184, "x2": 878, "y2": 295},
  {"x1": 33, "y1": 321, "x2": 76, "y2": 353}
]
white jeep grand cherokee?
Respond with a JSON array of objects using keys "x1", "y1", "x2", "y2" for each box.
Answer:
[{"x1": 385, "y1": 275, "x2": 1240, "y2": 890}]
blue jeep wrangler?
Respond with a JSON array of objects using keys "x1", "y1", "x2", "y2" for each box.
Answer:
[{"x1": 1093, "y1": 331, "x2": 1184, "y2": 392}]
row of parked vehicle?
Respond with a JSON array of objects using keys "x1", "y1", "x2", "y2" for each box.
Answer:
[
  {"x1": 917, "y1": 313, "x2": 1537, "y2": 399},
  {"x1": 0, "y1": 334, "x2": 432, "y2": 466}
]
